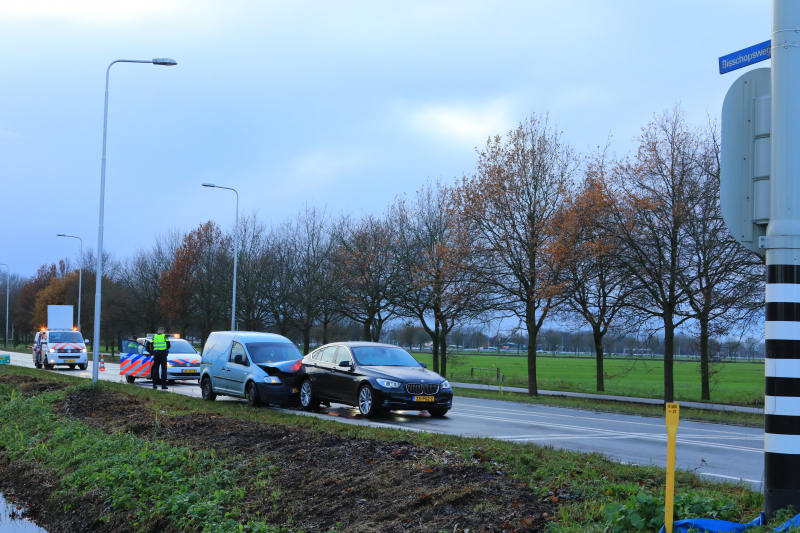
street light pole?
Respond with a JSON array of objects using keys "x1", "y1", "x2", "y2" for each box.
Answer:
[
  {"x1": 202, "y1": 183, "x2": 239, "y2": 331},
  {"x1": 57, "y1": 234, "x2": 82, "y2": 332},
  {"x1": 91, "y1": 58, "x2": 177, "y2": 383},
  {"x1": 0, "y1": 264, "x2": 7, "y2": 348}
]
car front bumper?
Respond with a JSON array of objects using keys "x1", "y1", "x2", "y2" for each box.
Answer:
[
  {"x1": 376, "y1": 389, "x2": 453, "y2": 411},
  {"x1": 48, "y1": 355, "x2": 88, "y2": 365},
  {"x1": 166, "y1": 367, "x2": 201, "y2": 380}
]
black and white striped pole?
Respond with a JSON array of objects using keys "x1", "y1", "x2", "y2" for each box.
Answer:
[
  {"x1": 763, "y1": 0, "x2": 800, "y2": 518},
  {"x1": 720, "y1": 0, "x2": 800, "y2": 519}
]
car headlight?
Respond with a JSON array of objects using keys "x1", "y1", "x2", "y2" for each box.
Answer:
[
  {"x1": 49, "y1": 348, "x2": 55, "y2": 353},
  {"x1": 167, "y1": 362, "x2": 174, "y2": 367},
  {"x1": 440, "y1": 380, "x2": 452, "y2": 389},
  {"x1": 264, "y1": 376, "x2": 282, "y2": 384},
  {"x1": 81, "y1": 348, "x2": 87, "y2": 353},
  {"x1": 377, "y1": 379, "x2": 402, "y2": 389}
]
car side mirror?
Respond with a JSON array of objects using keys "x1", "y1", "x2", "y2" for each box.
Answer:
[
  {"x1": 234, "y1": 354, "x2": 244, "y2": 365},
  {"x1": 339, "y1": 360, "x2": 352, "y2": 368},
  {"x1": 419, "y1": 362, "x2": 427, "y2": 369}
]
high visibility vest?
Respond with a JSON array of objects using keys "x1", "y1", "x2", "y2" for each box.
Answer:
[{"x1": 152, "y1": 334, "x2": 168, "y2": 351}]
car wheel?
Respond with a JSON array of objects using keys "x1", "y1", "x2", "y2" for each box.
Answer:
[
  {"x1": 299, "y1": 379, "x2": 319, "y2": 411},
  {"x1": 167, "y1": 380, "x2": 176, "y2": 385},
  {"x1": 428, "y1": 408, "x2": 449, "y2": 418},
  {"x1": 246, "y1": 382, "x2": 262, "y2": 407},
  {"x1": 69, "y1": 364, "x2": 76, "y2": 370},
  {"x1": 44, "y1": 359, "x2": 54, "y2": 370},
  {"x1": 125, "y1": 375, "x2": 136, "y2": 384},
  {"x1": 358, "y1": 384, "x2": 379, "y2": 417},
  {"x1": 78, "y1": 363, "x2": 87, "y2": 370},
  {"x1": 201, "y1": 377, "x2": 217, "y2": 401}
]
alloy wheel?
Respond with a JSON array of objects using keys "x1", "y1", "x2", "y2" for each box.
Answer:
[
  {"x1": 358, "y1": 386, "x2": 373, "y2": 415},
  {"x1": 300, "y1": 381, "x2": 313, "y2": 407}
]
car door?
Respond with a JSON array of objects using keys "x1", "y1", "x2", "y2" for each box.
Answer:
[
  {"x1": 210, "y1": 338, "x2": 233, "y2": 394},
  {"x1": 225, "y1": 341, "x2": 249, "y2": 397},
  {"x1": 328, "y1": 346, "x2": 360, "y2": 403},
  {"x1": 312, "y1": 346, "x2": 338, "y2": 399}
]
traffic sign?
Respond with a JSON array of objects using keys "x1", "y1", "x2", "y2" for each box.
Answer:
[
  {"x1": 0, "y1": 355, "x2": 9, "y2": 364},
  {"x1": 719, "y1": 40, "x2": 771, "y2": 74},
  {"x1": 721, "y1": 67, "x2": 771, "y2": 255}
]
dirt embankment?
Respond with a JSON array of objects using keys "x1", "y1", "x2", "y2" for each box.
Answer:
[{"x1": 0, "y1": 375, "x2": 565, "y2": 533}]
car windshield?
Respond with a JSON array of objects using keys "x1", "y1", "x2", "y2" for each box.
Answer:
[
  {"x1": 48, "y1": 332, "x2": 83, "y2": 343},
  {"x1": 167, "y1": 339, "x2": 197, "y2": 354},
  {"x1": 352, "y1": 346, "x2": 422, "y2": 367},
  {"x1": 246, "y1": 342, "x2": 302, "y2": 364}
]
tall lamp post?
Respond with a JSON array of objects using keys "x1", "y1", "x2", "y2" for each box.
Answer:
[
  {"x1": 201, "y1": 183, "x2": 238, "y2": 331},
  {"x1": 57, "y1": 234, "x2": 83, "y2": 332},
  {"x1": 0, "y1": 263, "x2": 7, "y2": 348},
  {"x1": 91, "y1": 58, "x2": 177, "y2": 383}
]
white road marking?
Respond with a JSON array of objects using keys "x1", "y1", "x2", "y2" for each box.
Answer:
[{"x1": 700, "y1": 472, "x2": 761, "y2": 484}]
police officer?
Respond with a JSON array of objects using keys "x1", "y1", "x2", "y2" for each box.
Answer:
[{"x1": 147, "y1": 327, "x2": 171, "y2": 390}]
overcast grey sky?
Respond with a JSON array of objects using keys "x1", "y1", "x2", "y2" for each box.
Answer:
[{"x1": 1, "y1": 0, "x2": 771, "y2": 277}]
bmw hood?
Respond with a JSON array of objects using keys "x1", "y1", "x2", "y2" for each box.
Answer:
[{"x1": 363, "y1": 366, "x2": 445, "y2": 383}]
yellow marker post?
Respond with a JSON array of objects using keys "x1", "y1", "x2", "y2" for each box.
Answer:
[{"x1": 665, "y1": 403, "x2": 680, "y2": 533}]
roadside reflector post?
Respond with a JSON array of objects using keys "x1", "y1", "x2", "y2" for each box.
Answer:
[{"x1": 665, "y1": 402, "x2": 680, "y2": 533}]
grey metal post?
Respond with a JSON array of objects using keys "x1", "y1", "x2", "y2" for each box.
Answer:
[
  {"x1": 0, "y1": 264, "x2": 7, "y2": 348},
  {"x1": 91, "y1": 58, "x2": 176, "y2": 383},
  {"x1": 764, "y1": 0, "x2": 800, "y2": 517},
  {"x1": 57, "y1": 234, "x2": 82, "y2": 332},
  {"x1": 201, "y1": 183, "x2": 239, "y2": 331}
]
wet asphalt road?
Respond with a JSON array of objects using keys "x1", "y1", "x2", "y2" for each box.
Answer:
[{"x1": 6, "y1": 353, "x2": 764, "y2": 487}]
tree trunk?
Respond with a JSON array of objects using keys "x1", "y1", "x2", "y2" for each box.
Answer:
[
  {"x1": 525, "y1": 314, "x2": 539, "y2": 396},
  {"x1": 699, "y1": 318, "x2": 710, "y2": 401},
  {"x1": 431, "y1": 319, "x2": 440, "y2": 375},
  {"x1": 303, "y1": 327, "x2": 311, "y2": 355},
  {"x1": 593, "y1": 326, "x2": 605, "y2": 392},
  {"x1": 663, "y1": 318, "x2": 675, "y2": 403},
  {"x1": 322, "y1": 319, "x2": 329, "y2": 345},
  {"x1": 440, "y1": 336, "x2": 447, "y2": 378},
  {"x1": 363, "y1": 319, "x2": 372, "y2": 342}
]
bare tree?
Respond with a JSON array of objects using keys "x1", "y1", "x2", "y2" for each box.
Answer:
[
  {"x1": 332, "y1": 213, "x2": 400, "y2": 341},
  {"x1": 234, "y1": 213, "x2": 274, "y2": 331},
  {"x1": 394, "y1": 180, "x2": 492, "y2": 376},
  {"x1": 287, "y1": 205, "x2": 333, "y2": 354},
  {"x1": 453, "y1": 113, "x2": 578, "y2": 395},
  {"x1": 607, "y1": 105, "x2": 703, "y2": 403},
  {"x1": 678, "y1": 120, "x2": 765, "y2": 400}
]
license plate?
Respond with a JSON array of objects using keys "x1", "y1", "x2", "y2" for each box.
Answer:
[
  {"x1": 182, "y1": 369, "x2": 198, "y2": 373},
  {"x1": 292, "y1": 388, "x2": 299, "y2": 394},
  {"x1": 65, "y1": 360, "x2": 76, "y2": 363},
  {"x1": 413, "y1": 396, "x2": 434, "y2": 402}
]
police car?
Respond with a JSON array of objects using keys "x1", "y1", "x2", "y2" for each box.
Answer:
[{"x1": 119, "y1": 334, "x2": 202, "y2": 384}]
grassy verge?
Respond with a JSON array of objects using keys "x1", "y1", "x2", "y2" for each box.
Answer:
[
  {"x1": 0, "y1": 383, "x2": 285, "y2": 532},
  {"x1": 453, "y1": 388, "x2": 764, "y2": 428},
  {"x1": 414, "y1": 352, "x2": 765, "y2": 406},
  {"x1": 0, "y1": 366, "x2": 770, "y2": 532}
]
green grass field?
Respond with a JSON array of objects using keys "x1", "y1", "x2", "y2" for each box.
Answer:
[{"x1": 412, "y1": 352, "x2": 765, "y2": 406}]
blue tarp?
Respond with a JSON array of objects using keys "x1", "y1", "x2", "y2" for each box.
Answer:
[{"x1": 657, "y1": 511, "x2": 800, "y2": 532}]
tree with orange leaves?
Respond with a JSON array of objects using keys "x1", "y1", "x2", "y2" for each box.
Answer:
[
  {"x1": 453, "y1": 113, "x2": 578, "y2": 395},
  {"x1": 552, "y1": 150, "x2": 632, "y2": 392}
]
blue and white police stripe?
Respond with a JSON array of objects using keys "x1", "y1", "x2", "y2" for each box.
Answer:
[{"x1": 765, "y1": 265, "x2": 800, "y2": 511}]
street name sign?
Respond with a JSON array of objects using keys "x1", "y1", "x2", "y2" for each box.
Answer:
[{"x1": 719, "y1": 40, "x2": 772, "y2": 74}]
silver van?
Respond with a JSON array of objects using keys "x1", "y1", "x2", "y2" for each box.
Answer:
[{"x1": 199, "y1": 331, "x2": 304, "y2": 407}]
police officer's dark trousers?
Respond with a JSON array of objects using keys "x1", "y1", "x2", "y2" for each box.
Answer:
[{"x1": 151, "y1": 352, "x2": 168, "y2": 388}]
